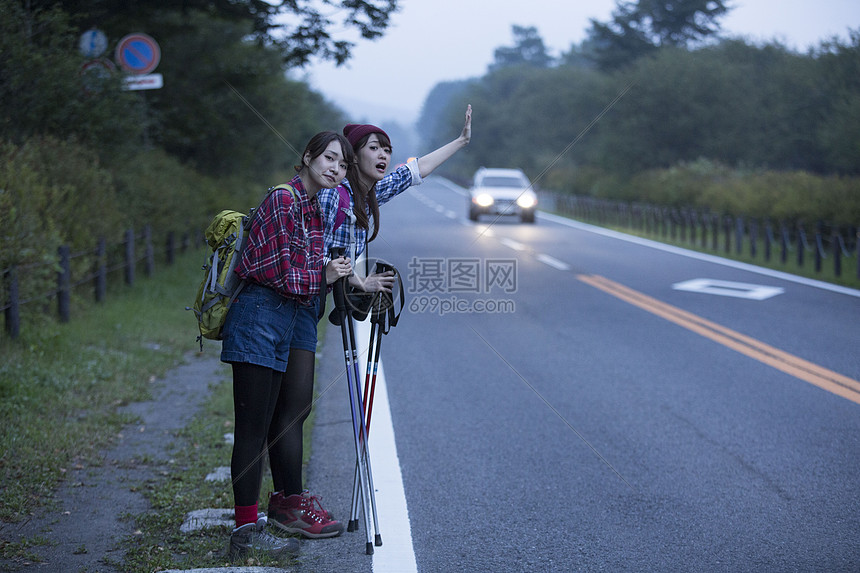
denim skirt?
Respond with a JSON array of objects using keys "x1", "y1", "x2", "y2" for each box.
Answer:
[{"x1": 220, "y1": 282, "x2": 319, "y2": 372}]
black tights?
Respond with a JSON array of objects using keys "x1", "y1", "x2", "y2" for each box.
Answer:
[{"x1": 230, "y1": 349, "x2": 315, "y2": 506}]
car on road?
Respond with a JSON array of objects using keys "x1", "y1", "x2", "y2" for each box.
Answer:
[{"x1": 467, "y1": 167, "x2": 537, "y2": 223}]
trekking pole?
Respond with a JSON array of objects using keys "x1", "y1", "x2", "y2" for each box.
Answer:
[
  {"x1": 364, "y1": 314, "x2": 384, "y2": 434},
  {"x1": 330, "y1": 249, "x2": 381, "y2": 554},
  {"x1": 348, "y1": 304, "x2": 383, "y2": 548},
  {"x1": 341, "y1": 260, "x2": 403, "y2": 545},
  {"x1": 349, "y1": 304, "x2": 384, "y2": 533},
  {"x1": 363, "y1": 261, "x2": 401, "y2": 437},
  {"x1": 348, "y1": 261, "x2": 398, "y2": 536},
  {"x1": 362, "y1": 281, "x2": 391, "y2": 436},
  {"x1": 354, "y1": 260, "x2": 403, "y2": 451},
  {"x1": 347, "y1": 289, "x2": 384, "y2": 550},
  {"x1": 348, "y1": 312, "x2": 377, "y2": 532}
]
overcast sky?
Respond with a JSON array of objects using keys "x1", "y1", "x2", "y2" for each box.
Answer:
[{"x1": 298, "y1": 0, "x2": 859, "y2": 126}]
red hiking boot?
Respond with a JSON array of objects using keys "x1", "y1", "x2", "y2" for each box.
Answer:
[{"x1": 268, "y1": 490, "x2": 344, "y2": 539}]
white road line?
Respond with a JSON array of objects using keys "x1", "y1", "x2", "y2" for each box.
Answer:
[
  {"x1": 355, "y1": 319, "x2": 418, "y2": 573},
  {"x1": 500, "y1": 238, "x2": 525, "y2": 251},
  {"x1": 536, "y1": 253, "x2": 571, "y2": 271}
]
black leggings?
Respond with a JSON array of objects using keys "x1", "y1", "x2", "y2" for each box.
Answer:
[{"x1": 230, "y1": 349, "x2": 315, "y2": 506}]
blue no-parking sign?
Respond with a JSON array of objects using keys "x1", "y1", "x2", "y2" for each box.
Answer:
[{"x1": 115, "y1": 33, "x2": 161, "y2": 75}]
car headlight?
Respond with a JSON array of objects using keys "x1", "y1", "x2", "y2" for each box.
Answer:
[
  {"x1": 516, "y1": 194, "x2": 536, "y2": 209},
  {"x1": 474, "y1": 193, "x2": 494, "y2": 207}
]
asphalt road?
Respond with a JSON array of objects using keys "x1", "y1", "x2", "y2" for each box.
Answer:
[
  {"x1": 306, "y1": 176, "x2": 860, "y2": 572},
  {"x1": 5, "y1": 175, "x2": 857, "y2": 573}
]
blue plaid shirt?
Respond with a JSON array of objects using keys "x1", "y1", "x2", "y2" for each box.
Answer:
[{"x1": 319, "y1": 160, "x2": 421, "y2": 263}]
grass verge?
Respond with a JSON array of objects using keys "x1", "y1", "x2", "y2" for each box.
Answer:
[
  {"x1": 0, "y1": 250, "x2": 198, "y2": 526},
  {"x1": 0, "y1": 248, "x2": 323, "y2": 570}
]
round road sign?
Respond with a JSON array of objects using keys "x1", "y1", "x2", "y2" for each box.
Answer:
[
  {"x1": 80, "y1": 58, "x2": 117, "y2": 94},
  {"x1": 115, "y1": 33, "x2": 161, "y2": 75},
  {"x1": 79, "y1": 28, "x2": 108, "y2": 58}
]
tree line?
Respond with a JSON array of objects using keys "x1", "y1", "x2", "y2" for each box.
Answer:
[
  {"x1": 419, "y1": 3, "x2": 860, "y2": 226},
  {"x1": 1, "y1": 0, "x2": 399, "y2": 281},
  {"x1": 2, "y1": 0, "x2": 859, "y2": 291}
]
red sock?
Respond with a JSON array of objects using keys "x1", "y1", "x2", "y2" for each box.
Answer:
[{"x1": 234, "y1": 503, "x2": 258, "y2": 528}]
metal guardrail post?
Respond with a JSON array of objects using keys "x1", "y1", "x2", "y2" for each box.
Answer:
[
  {"x1": 765, "y1": 221, "x2": 773, "y2": 262},
  {"x1": 166, "y1": 231, "x2": 176, "y2": 265},
  {"x1": 814, "y1": 222, "x2": 823, "y2": 273},
  {"x1": 735, "y1": 216, "x2": 744, "y2": 255},
  {"x1": 95, "y1": 237, "x2": 106, "y2": 302},
  {"x1": 4, "y1": 266, "x2": 20, "y2": 338},
  {"x1": 145, "y1": 224, "x2": 155, "y2": 277},
  {"x1": 58, "y1": 245, "x2": 70, "y2": 323},
  {"x1": 781, "y1": 223, "x2": 789, "y2": 264},
  {"x1": 833, "y1": 231, "x2": 841, "y2": 277},
  {"x1": 125, "y1": 228, "x2": 135, "y2": 286},
  {"x1": 797, "y1": 224, "x2": 806, "y2": 268},
  {"x1": 750, "y1": 219, "x2": 758, "y2": 259},
  {"x1": 856, "y1": 228, "x2": 860, "y2": 280}
]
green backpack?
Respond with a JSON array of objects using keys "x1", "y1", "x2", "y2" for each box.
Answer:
[{"x1": 190, "y1": 184, "x2": 298, "y2": 349}]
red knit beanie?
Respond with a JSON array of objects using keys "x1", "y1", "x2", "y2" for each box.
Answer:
[{"x1": 343, "y1": 123, "x2": 389, "y2": 148}]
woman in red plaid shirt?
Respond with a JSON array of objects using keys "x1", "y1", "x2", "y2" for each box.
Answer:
[{"x1": 221, "y1": 132, "x2": 355, "y2": 558}]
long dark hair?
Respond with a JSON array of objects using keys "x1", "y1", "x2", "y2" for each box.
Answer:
[{"x1": 347, "y1": 131, "x2": 390, "y2": 243}]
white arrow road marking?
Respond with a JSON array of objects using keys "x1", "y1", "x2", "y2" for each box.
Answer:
[{"x1": 672, "y1": 278, "x2": 785, "y2": 300}]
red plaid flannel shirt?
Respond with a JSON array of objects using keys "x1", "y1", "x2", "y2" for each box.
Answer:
[{"x1": 235, "y1": 175, "x2": 324, "y2": 304}]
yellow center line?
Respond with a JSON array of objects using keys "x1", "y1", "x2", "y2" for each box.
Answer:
[{"x1": 577, "y1": 274, "x2": 860, "y2": 406}]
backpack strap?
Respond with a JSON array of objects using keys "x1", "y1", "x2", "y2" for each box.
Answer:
[
  {"x1": 270, "y1": 182, "x2": 329, "y2": 319},
  {"x1": 269, "y1": 182, "x2": 299, "y2": 202},
  {"x1": 333, "y1": 185, "x2": 351, "y2": 232},
  {"x1": 267, "y1": 183, "x2": 304, "y2": 238}
]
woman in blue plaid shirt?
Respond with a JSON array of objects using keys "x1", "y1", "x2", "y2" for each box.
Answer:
[{"x1": 318, "y1": 104, "x2": 472, "y2": 293}]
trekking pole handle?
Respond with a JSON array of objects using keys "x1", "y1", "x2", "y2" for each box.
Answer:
[
  {"x1": 375, "y1": 261, "x2": 393, "y2": 274},
  {"x1": 330, "y1": 247, "x2": 348, "y2": 310}
]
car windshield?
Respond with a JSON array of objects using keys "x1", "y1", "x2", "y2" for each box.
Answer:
[{"x1": 480, "y1": 175, "x2": 527, "y2": 188}]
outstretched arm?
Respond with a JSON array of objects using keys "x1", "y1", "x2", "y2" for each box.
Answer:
[{"x1": 416, "y1": 104, "x2": 471, "y2": 177}]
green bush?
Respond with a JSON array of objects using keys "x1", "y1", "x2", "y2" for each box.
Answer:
[
  {"x1": 0, "y1": 136, "x2": 254, "y2": 331},
  {"x1": 1, "y1": 137, "x2": 129, "y2": 254},
  {"x1": 574, "y1": 159, "x2": 860, "y2": 226},
  {"x1": 108, "y1": 148, "x2": 210, "y2": 239}
]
